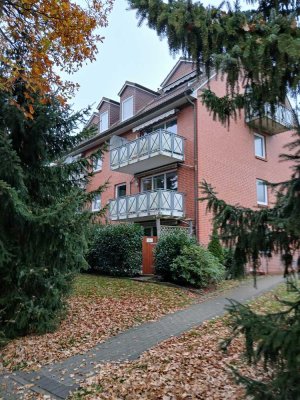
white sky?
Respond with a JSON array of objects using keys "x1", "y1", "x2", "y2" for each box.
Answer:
[{"x1": 70, "y1": 0, "x2": 223, "y2": 113}]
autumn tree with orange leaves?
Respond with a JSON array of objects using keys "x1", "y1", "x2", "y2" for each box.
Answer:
[{"x1": 0, "y1": 0, "x2": 113, "y2": 115}]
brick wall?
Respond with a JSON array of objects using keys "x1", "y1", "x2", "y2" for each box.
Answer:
[
  {"x1": 196, "y1": 76, "x2": 294, "y2": 273},
  {"x1": 98, "y1": 101, "x2": 120, "y2": 128},
  {"x1": 177, "y1": 104, "x2": 196, "y2": 226},
  {"x1": 84, "y1": 129, "x2": 137, "y2": 221}
]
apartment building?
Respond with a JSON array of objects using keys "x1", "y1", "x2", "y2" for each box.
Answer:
[{"x1": 71, "y1": 59, "x2": 295, "y2": 274}]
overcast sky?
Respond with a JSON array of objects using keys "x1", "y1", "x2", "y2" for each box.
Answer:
[{"x1": 70, "y1": 0, "x2": 223, "y2": 114}]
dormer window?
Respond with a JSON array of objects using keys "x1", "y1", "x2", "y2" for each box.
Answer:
[
  {"x1": 99, "y1": 111, "x2": 109, "y2": 133},
  {"x1": 122, "y1": 96, "x2": 133, "y2": 121}
]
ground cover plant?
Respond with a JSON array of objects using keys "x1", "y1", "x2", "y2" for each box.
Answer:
[{"x1": 72, "y1": 283, "x2": 294, "y2": 400}]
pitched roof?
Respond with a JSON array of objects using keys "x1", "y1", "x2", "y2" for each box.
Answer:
[
  {"x1": 160, "y1": 58, "x2": 196, "y2": 88},
  {"x1": 118, "y1": 81, "x2": 159, "y2": 97},
  {"x1": 97, "y1": 97, "x2": 120, "y2": 110}
]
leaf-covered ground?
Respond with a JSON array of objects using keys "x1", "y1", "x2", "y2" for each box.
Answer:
[
  {"x1": 1, "y1": 274, "x2": 237, "y2": 373},
  {"x1": 72, "y1": 283, "x2": 292, "y2": 400}
]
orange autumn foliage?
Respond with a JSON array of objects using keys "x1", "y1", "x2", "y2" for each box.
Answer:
[{"x1": 0, "y1": 0, "x2": 113, "y2": 110}]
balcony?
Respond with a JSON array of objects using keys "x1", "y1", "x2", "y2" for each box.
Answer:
[
  {"x1": 110, "y1": 129, "x2": 185, "y2": 174},
  {"x1": 109, "y1": 190, "x2": 184, "y2": 221},
  {"x1": 245, "y1": 104, "x2": 294, "y2": 134}
]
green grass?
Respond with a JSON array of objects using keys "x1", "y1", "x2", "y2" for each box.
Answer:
[
  {"x1": 249, "y1": 282, "x2": 299, "y2": 314},
  {"x1": 72, "y1": 273, "x2": 194, "y2": 305}
]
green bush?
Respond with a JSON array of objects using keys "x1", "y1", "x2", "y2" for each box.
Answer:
[
  {"x1": 223, "y1": 247, "x2": 235, "y2": 279},
  {"x1": 170, "y1": 245, "x2": 225, "y2": 288},
  {"x1": 87, "y1": 224, "x2": 143, "y2": 277},
  {"x1": 154, "y1": 230, "x2": 196, "y2": 280},
  {"x1": 208, "y1": 225, "x2": 224, "y2": 263}
]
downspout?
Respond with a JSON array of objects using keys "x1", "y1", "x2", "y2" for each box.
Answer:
[{"x1": 185, "y1": 93, "x2": 199, "y2": 242}]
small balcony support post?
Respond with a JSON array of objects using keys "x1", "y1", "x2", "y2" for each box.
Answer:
[
  {"x1": 188, "y1": 220, "x2": 193, "y2": 236},
  {"x1": 156, "y1": 217, "x2": 161, "y2": 238}
]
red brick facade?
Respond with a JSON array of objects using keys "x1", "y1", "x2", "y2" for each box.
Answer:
[{"x1": 77, "y1": 59, "x2": 294, "y2": 274}]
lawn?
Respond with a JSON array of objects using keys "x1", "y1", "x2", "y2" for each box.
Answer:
[
  {"x1": 1, "y1": 273, "x2": 199, "y2": 372},
  {"x1": 72, "y1": 283, "x2": 295, "y2": 400}
]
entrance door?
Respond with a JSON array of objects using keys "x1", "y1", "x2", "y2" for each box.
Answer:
[{"x1": 142, "y1": 236, "x2": 158, "y2": 275}]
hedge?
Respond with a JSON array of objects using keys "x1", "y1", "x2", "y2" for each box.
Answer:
[{"x1": 87, "y1": 223, "x2": 143, "y2": 277}]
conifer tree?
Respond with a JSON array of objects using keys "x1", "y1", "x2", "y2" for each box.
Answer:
[
  {"x1": 128, "y1": 0, "x2": 300, "y2": 396},
  {"x1": 0, "y1": 85, "x2": 105, "y2": 341},
  {"x1": 207, "y1": 224, "x2": 224, "y2": 264}
]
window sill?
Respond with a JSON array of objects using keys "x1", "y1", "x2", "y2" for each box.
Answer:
[
  {"x1": 93, "y1": 169, "x2": 102, "y2": 174},
  {"x1": 255, "y1": 156, "x2": 267, "y2": 162},
  {"x1": 257, "y1": 203, "x2": 268, "y2": 208}
]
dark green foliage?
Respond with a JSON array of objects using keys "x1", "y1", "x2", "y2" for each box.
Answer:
[
  {"x1": 170, "y1": 244, "x2": 225, "y2": 288},
  {"x1": 207, "y1": 225, "x2": 224, "y2": 264},
  {"x1": 128, "y1": 0, "x2": 300, "y2": 124},
  {"x1": 87, "y1": 224, "x2": 143, "y2": 277},
  {"x1": 223, "y1": 287, "x2": 300, "y2": 400},
  {"x1": 0, "y1": 87, "x2": 105, "y2": 340},
  {"x1": 223, "y1": 247, "x2": 237, "y2": 279},
  {"x1": 127, "y1": 1, "x2": 300, "y2": 397},
  {"x1": 154, "y1": 230, "x2": 196, "y2": 280}
]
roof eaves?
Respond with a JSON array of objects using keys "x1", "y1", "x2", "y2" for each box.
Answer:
[
  {"x1": 118, "y1": 81, "x2": 159, "y2": 97},
  {"x1": 97, "y1": 97, "x2": 120, "y2": 110}
]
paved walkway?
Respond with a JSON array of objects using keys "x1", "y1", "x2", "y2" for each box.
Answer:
[{"x1": 0, "y1": 275, "x2": 283, "y2": 399}]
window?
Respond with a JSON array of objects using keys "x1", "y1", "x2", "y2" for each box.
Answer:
[
  {"x1": 121, "y1": 96, "x2": 133, "y2": 121},
  {"x1": 93, "y1": 157, "x2": 102, "y2": 172},
  {"x1": 256, "y1": 179, "x2": 268, "y2": 205},
  {"x1": 92, "y1": 194, "x2": 101, "y2": 211},
  {"x1": 116, "y1": 183, "x2": 126, "y2": 198},
  {"x1": 99, "y1": 111, "x2": 109, "y2": 133},
  {"x1": 141, "y1": 119, "x2": 177, "y2": 136},
  {"x1": 141, "y1": 171, "x2": 178, "y2": 192},
  {"x1": 141, "y1": 177, "x2": 152, "y2": 192},
  {"x1": 254, "y1": 133, "x2": 266, "y2": 158},
  {"x1": 166, "y1": 171, "x2": 178, "y2": 190}
]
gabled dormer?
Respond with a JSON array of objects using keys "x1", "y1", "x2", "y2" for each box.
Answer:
[
  {"x1": 118, "y1": 82, "x2": 158, "y2": 122},
  {"x1": 161, "y1": 58, "x2": 198, "y2": 92},
  {"x1": 97, "y1": 97, "x2": 120, "y2": 133},
  {"x1": 85, "y1": 112, "x2": 99, "y2": 129}
]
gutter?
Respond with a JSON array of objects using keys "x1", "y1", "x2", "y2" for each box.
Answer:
[{"x1": 185, "y1": 94, "x2": 199, "y2": 241}]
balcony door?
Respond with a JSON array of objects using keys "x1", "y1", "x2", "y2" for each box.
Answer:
[{"x1": 141, "y1": 171, "x2": 178, "y2": 192}]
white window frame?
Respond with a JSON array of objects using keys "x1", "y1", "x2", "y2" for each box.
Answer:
[
  {"x1": 115, "y1": 183, "x2": 127, "y2": 198},
  {"x1": 141, "y1": 171, "x2": 178, "y2": 192},
  {"x1": 93, "y1": 156, "x2": 102, "y2": 172},
  {"x1": 254, "y1": 133, "x2": 266, "y2": 159},
  {"x1": 99, "y1": 111, "x2": 109, "y2": 133},
  {"x1": 256, "y1": 179, "x2": 268, "y2": 205},
  {"x1": 121, "y1": 96, "x2": 133, "y2": 121},
  {"x1": 91, "y1": 194, "x2": 101, "y2": 212}
]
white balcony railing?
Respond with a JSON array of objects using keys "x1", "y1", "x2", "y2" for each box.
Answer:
[
  {"x1": 110, "y1": 129, "x2": 184, "y2": 174},
  {"x1": 246, "y1": 103, "x2": 294, "y2": 134},
  {"x1": 109, "y1": 190, "x2": 184, "y2": 221}
]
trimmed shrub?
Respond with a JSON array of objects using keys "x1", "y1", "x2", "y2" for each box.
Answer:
[
  {"x1": 208, "y1": 225, "x2": 224, "y2": 263},
  {"x1": 170, "y1": 245, "x2": 225, "y2": 288},
  {"x1": 87, "y1": 224, "x2": 143, "y2": 277},
  {"x1": 154, "y1": 230, "x2": 196, "y2": 280}
]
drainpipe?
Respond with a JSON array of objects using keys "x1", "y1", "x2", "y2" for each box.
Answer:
[{"x1": 185, "y1": 93, "x2": 199, "y2": 242}]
